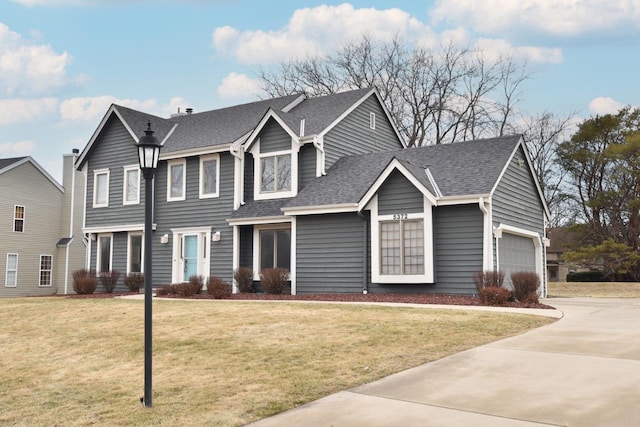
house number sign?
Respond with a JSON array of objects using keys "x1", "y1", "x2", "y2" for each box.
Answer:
[{"x1": 393, "y1": 213, "x2": 409, "y2": 220}]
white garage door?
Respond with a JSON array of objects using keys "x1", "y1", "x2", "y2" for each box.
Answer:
[{"x1": 499, "y1": 233, "x2": 536, "y2": 287}]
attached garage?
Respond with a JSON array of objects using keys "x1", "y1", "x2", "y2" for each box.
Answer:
[{"x1": 495, "y1": 225, "x2": 544, "y2": 295}]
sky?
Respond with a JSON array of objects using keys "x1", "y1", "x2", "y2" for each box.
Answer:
[{"x1": 1, "y1": 0, "x2": 639, "y2": 182}]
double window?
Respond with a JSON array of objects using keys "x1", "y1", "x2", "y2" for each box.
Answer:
[
  {"x1": 13, "y1": 205, "x2": 24, "y2": 232},
  {"x1": 93, "y1": 169, "x2": 110, "y2": 208},
  {"x1": 123, "y1": 165, "x2": 140, "y2": 205},
  {"x1": 39, "y1": 255, "x2": 52, "y2": 287},
  {"x1": 380, "y1": 219, "x2": 424, "y2": 275},
  {"x1": 259, "y1": 228, "x2": 291, "y2": 271},
  {"x1": 5, "y1": 253, "x2": 18, "y2": 287},
  {"x1": 260, "y1": 154, "x2": 291, "y2": 193}
]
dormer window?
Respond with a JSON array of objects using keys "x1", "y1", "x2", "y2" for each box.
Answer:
[{"x1": 261, "y1": 154, "x2": 291, "y2": 193}]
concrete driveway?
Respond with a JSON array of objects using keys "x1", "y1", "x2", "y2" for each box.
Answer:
[{"x1": 248, "y1": 297, "x2": 640, "y2": 426}]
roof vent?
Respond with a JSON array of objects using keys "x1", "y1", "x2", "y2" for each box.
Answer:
[
  {"x1": 72, "y1": 148, "x2": 79, "y2": 154},
  {"x1": 170, "y1": 107, "x2": 187, "y2": 118},
  {"x1": 186, "y1": 108, "x2": 193, "y2": 115}
]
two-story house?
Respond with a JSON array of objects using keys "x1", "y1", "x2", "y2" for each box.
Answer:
[
  {"x1": 76, "y1": 88, "x2": 549, "y2": 296},
  {"x1": 0, "y1": 153, "x2": 85, "y2": 297}
]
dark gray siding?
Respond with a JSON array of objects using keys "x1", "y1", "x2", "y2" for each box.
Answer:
[
  {"x1": 323, "y1": 95, "x2": 403, "y2": 169},
  {"x1": 239, "y1": 225, "x2": 253, "y2": 268},
  {"x1": 299, "y1": 144, "x2": 316, "y2": 190},
  {"x1": 493, "y1": 147, "x2": 545, "y2": 234},
  {"x1": 378, "y1": 170, "x2": 423, "y2": 215},
  {"x1": 244, "y1": 152, "x2": 254, "y2": 203},
  {"x1": 296, "y1": 213, "x2": 367, "y2": 294},
  {"x1": 85, "y1": 117, "x2": 145, "y2": 228},
  {"x1": 432, "y1": 204, "x2": 483, "y2": 295},
  {"x1": 260, "y1": 119, "x2": 291, "y2": 153}
]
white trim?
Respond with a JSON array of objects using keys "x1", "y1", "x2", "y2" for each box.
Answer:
[
  {"x1": 0, "y1": 156, "x2": 63, "y2": 192},
  {"x1": 283, "y1": 203, "x2": 359, "y2": 216},
  {"x1": 160, "y1": 144, "x2": 230, "y2": 161},
  {"x1": 167, "y1": 158, "x2": 186, "y2": 202},
  {"x1": 122, "y1": 165, "x2": 140, "y2": 205},
  {"x1": 5, "y1": 253, "x2": 18, "y2": 287},
  {"x1": 313, "y1": 135, "x2": 326, "y2": 177},
  {"x1": 83, "y1": 224, "x2": 146, "y2": 234},
  {"x1": 127, "y1": 232, "x2": 144, "y2": 274},
  {"x1": 290, "y1": 217, "x2": 297, "y2": 295},
  {"x1": 369, "y1": 112, "x2": 376, "y2": 130},
  {"x1": 170, "y1": 226, "x2": 212, "y2": 283},
  {"x1": 199, "y1": 154, "x2": 220, "y2": 199},
  {"x1": 96, "y1": 233, "x2": 113, "y2": 274},
  {"x1": 253, "y1": 144, "x2": 298, "y2": 200},
  {"x1": 370, "y1": 196, "x2": 434, "y2": 284},
  {"x1": 494, "y1": 223, "x2": 545, "y2": 296},
  {"x1": 232, "y1": 225, "x2": 240, "y2": 293},
  {"x1": 38, "y1": 254, "x2": 53, "y2": 287},
  {"x1": 252, "y1": 222, "x2": 292, "y2": 280},
  {"x1": 479, "y1": 197, "x2": 493, "y2": 271},
  {"x1": 243, "y1": 108, "x2": 301, "y2": 153},
  {"x1": 436, "y1": 194, "x2": 490, "y2": 206},
  {"x1": 227, "y1": 216, "x2": 292, "y2": 227},
  {"x1": 13, "y1": 205, "x2": 25, "y2": 233},
  {"x1": 92, "y1": 168, "x2": 110, "y2": 208},
  {"x1": 425, "y1": 168, "x2": 442, "y2": 198}
]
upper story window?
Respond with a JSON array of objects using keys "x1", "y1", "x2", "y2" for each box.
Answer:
[
  {"x1": 167, "y1": 159, "x2": 186, "y2": 201},
  {"x1": 199, "y1": 155, "x2": 219, "y2": 199},
  {"x1": 13, "y1": 205, "x2": 24, "y2": 232},
  {"x1": 260, "y1": 153, "x2": 291, "y2": 193},
  {"x1": 93, "y1": 169, "x2": 110, "y2": 208},
  {"x1": 123, "y1": 165, "x2": 140, "y2": 205}
]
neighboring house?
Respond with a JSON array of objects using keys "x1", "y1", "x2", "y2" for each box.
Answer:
[
  {"x1": 76, "y1": 88, "x2": 549, "y2": 296},
  {"x1": 546, "y1": 226, "x2": 585, "y2": 282},
  {"x1": 0, "y1": 153, "x2": 85, "y2": 297}
]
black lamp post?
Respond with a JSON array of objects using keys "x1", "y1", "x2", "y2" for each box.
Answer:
[{"x1": 136, "y1": 121, "x2": 161, "y2": 408}]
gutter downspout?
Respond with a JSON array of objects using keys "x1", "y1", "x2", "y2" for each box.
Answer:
[
  {"x1": 230, "y1": 144, "x2": 245, "y2": 208},
  {"x1": 478, "y1": 197, "x2": 492, "y2": 272},
  {"x1": 313, "y1": 136, "x2": 326, "y2": 176},
  {"x1": 64, "y1": 151, "x2": 78, "y2": 295},
  {"x1": 357, "y1": 210, "x2": 369, "y2": 294}
]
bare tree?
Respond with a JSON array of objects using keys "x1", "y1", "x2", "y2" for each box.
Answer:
[{"x1": 259, "y1": 35, "x2": 530, "y2": 147}]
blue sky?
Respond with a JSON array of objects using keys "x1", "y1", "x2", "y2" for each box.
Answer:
[{"x1": 1, "y1": 0, "x2": 639, "y2": 181}]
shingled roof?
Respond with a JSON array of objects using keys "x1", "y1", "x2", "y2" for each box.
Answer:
[
  {"x1": 0, "y1": 157, "x2": 27, "y2": 172},
  {"x1": 283, "y1": 135, "x2": 523, "y2": 211}
]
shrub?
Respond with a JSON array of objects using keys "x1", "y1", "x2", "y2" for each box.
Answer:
[
  {"x1": 124, "y1": 273, "x2": 144, "y2": 292},
  {"x1": 566, "y1": 271, "x2": 606, "y2": 282},
  {"x1": 72, "y1": 269, "x2": 97, "y2": 295},
  {"x1": 188, "y1": 275, "x2": 204, "y2": 295},
  {"x1": 99, "y1": 270, "x2": 120, "y2": 293},
  {"x1": 175, "y1": 283, "x2": 197, "y2": 297},
  {"x1": 473, "y1": 270, "x2": 505, "y2": 293},
  {"x1": 478, "y1": 286, "x2": 512, "y2": 306},
  {"x1": 234, "y1": 267, "x2": 254, "y2": 293},
  {"x1": 259, "y1": 268, "x2": 289, "y2": 294},
  {"x1": 511, "y1": 271, "x2": 540, "y2": 304},
  {"x1": 207, "y1": 276, "x2": 232, "y2": 299},
  {"x1": 155, "y1": 285, "x2": 175, "y2": 297}
]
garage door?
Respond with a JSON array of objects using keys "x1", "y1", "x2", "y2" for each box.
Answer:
[{"x1": 499, "y1": 233, "x2": 536, "y2": 287}]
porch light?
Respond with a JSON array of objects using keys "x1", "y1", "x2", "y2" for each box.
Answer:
[{"x1": 136, "y1": 122, "x2": 161, "y2": 178}]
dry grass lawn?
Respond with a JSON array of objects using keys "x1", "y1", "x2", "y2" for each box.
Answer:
[
  {"x1": 547, "y1": 282, "x2": 640, "y2": 298},
  {"x1": 0, "y1": 297, "x2": 553, "y2": 426}
]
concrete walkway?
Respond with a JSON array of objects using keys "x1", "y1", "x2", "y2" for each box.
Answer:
[{"x1": 248, "y1": 297, "x2": 640, "y2": 426}]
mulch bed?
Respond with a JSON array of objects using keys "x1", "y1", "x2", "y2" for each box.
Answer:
[{"x1": 64, "y1": 291, "x2": 555, "y2": 309}]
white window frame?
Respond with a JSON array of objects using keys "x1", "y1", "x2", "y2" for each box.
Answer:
[
  {"x1": 254, "y1": 149, "x2": 296, "y2": 200},
  {"x1": 13, "y1": 205, "x2": 25, "y2": 233},
  {"x1": 370, "y1": 112, "x2": 376, "y2": 130},
  {"x1": 96, "y1": 233, "x2": 113, "y2": 275},
  {"x1": 127, "y1": 232, "x2": 144, "y2": 274},
  {"x1": 93, "y1": 169, "x2": 110, "y2": 208},
  {"x1": 167, "y1": 159, "x2": 186, "y2": 202},
  {"x1": 170, "y1": 227, "x2": 212, "y2": 283},
  {"x1": 199, "y1": 154, "x2": 220, "y2": 199},
  {"x1": 5, "y1": 253, "x2": 18, "y2": 287},
  {"x1": 252, "y1": 223, "x2": 292, "y2": 280},
  {"x1": 39, "y1": 254, "x2": 53, "y2": 287},
  {"x1": 122, "y1": 165, "x2": 140, "y2": 205},
  {"x1": 370, "y1": 196, "x2": 434, "y2": 284}
]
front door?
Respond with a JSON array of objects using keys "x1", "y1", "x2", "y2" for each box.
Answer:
[{"x1": 183, "y1": 235, "x2": 198, "y2": 281}]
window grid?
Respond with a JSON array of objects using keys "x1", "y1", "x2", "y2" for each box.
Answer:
[
  {"x1": 261, "y1": 154, "x2": 291, "y2": 193},
  {"x1": 13, "y1": 205, "x2": 24, "y2": 232},
  {"x1": 380, "y1": 219, "x2": 424, "y2": 275},
  {"x1": 39, "y1": 255, "x2": 52, "y2": 287},
  {"x1": 5, "y1": 253, "x2": 18, "y2": 287}
]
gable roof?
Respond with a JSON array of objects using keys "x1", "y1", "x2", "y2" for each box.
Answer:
[
  {"x1": 283, "y1": 135, "x2": 526, "y2": 212},
  {"x1": 0, "y1": 156, "x2": 63, "y2": 191}
]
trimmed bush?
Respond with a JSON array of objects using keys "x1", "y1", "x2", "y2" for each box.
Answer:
[
  {"x1": 511, "y1": 271, "x2": 540, "y2": 304},
  {"x1": 566, "y1": 271, "x2": 606, "y2": 282},
  {"x1": 124, "y1": 273, "x2": 144, "y2": 292},
  {"x1": 72, "y1": 269, "x2": 97, "y2": 295},
  {"x1": 99, "y1": 270, "x2": 120, "y2": 293},
  {"x1": 473, "y1": 270, "x2": 505, "y2": 293},
  {"x1": 188, "y1": 275, "x2": 204, "y2": 295},
  {"x1": 155, "y1": 285, "x2": 175, "y2": 297},
  {"x1": 478, "y1": 286, "x2": 512, "y2": 306},
  {"x1": 207, "y1": 276, "x2": 232, "y2": 299},
  {"x1": 175, "y1": 283, "x2": 197, "y2": 297},
  {"x1": 234, "y1": 267, "x2": 254, "y2": 293},
  {"x1": 259, "y1": 268, "x2": 289, "y2": 295}
]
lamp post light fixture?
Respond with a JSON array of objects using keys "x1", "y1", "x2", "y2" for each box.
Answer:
[{"x1": 136, "y1": 121, "x2": 161, "y2": 408}]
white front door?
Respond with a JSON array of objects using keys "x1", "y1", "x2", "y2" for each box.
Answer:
[{"x1": 171, "y1": 227, "x2": 212, "y2": 284}]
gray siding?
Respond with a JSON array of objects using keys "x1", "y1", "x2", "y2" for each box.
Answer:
[
  {"x1": 492, "y1": 147, "x2": 545, "y2": 234},
  {"x1": 239, "y1": 225, "x2": 253, "y2": 268},
  {"x1": 377, "y1": 170, "x2": 423, "y2": 215},
  {"x1": 260, "y1": 119, "x2": 291, "y2": 153},
  {"x1": 296, "y1": 213, "x2": 367, "y2": 294},
  {"x1": 244, "y1": 152, "x2": 254, "y2": 203},
  {"x1": 432, "y1": 204, "x2": 483, "y2": 295},
  {"x1": 299, "y1": 144, "x2": 316, "y2": 190},
  {"x1": 323, "y1": 95, "x2": 403, "y2": 169},
  {"x1": 85, "y1": 117, "x2": 145, "y2": 228}
]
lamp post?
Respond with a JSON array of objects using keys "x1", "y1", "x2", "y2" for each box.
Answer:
[{"x1": 136, "y1": 121, "x2": 161, "y2": 408}]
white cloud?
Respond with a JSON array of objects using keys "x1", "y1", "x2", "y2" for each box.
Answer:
[
  {"x1": 164, "y1": 96, "x2": 192, "y2": 117},
  {"x1": 0, "y1": 23, "x2": 73, "y2": 95},
  {"x1": 217, "y1": 72, "x2": 261, "y2": 101},
  {"x1": 476, "y1": 38, "x2": 563, "y2": 64},
  {"x1": 60, "y1": 96, "x2": 157, "y2": 122},
  {"x1": 0, "y1": 98, "x2": 58, "y2": 125},
  {"x1": 430, "y1": 0, "x2": 640, "y2": 39},
  {"x1": 588, "y1": 97, "x2": 625, "y2": 115},
  {"x1": 212, "y1": 3, "x2": 435, "y2": 64},
  {"x1": 0, "y1": 140, "x2": 36, "y2": 156}
]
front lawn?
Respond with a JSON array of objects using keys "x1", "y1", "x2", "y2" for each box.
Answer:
[
  {"x1": 0, "y1": 298, "x2": 553, "y2": 426},
  {"x1": 547, "y1": 282, "x2": 640, "y2": 298}
]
